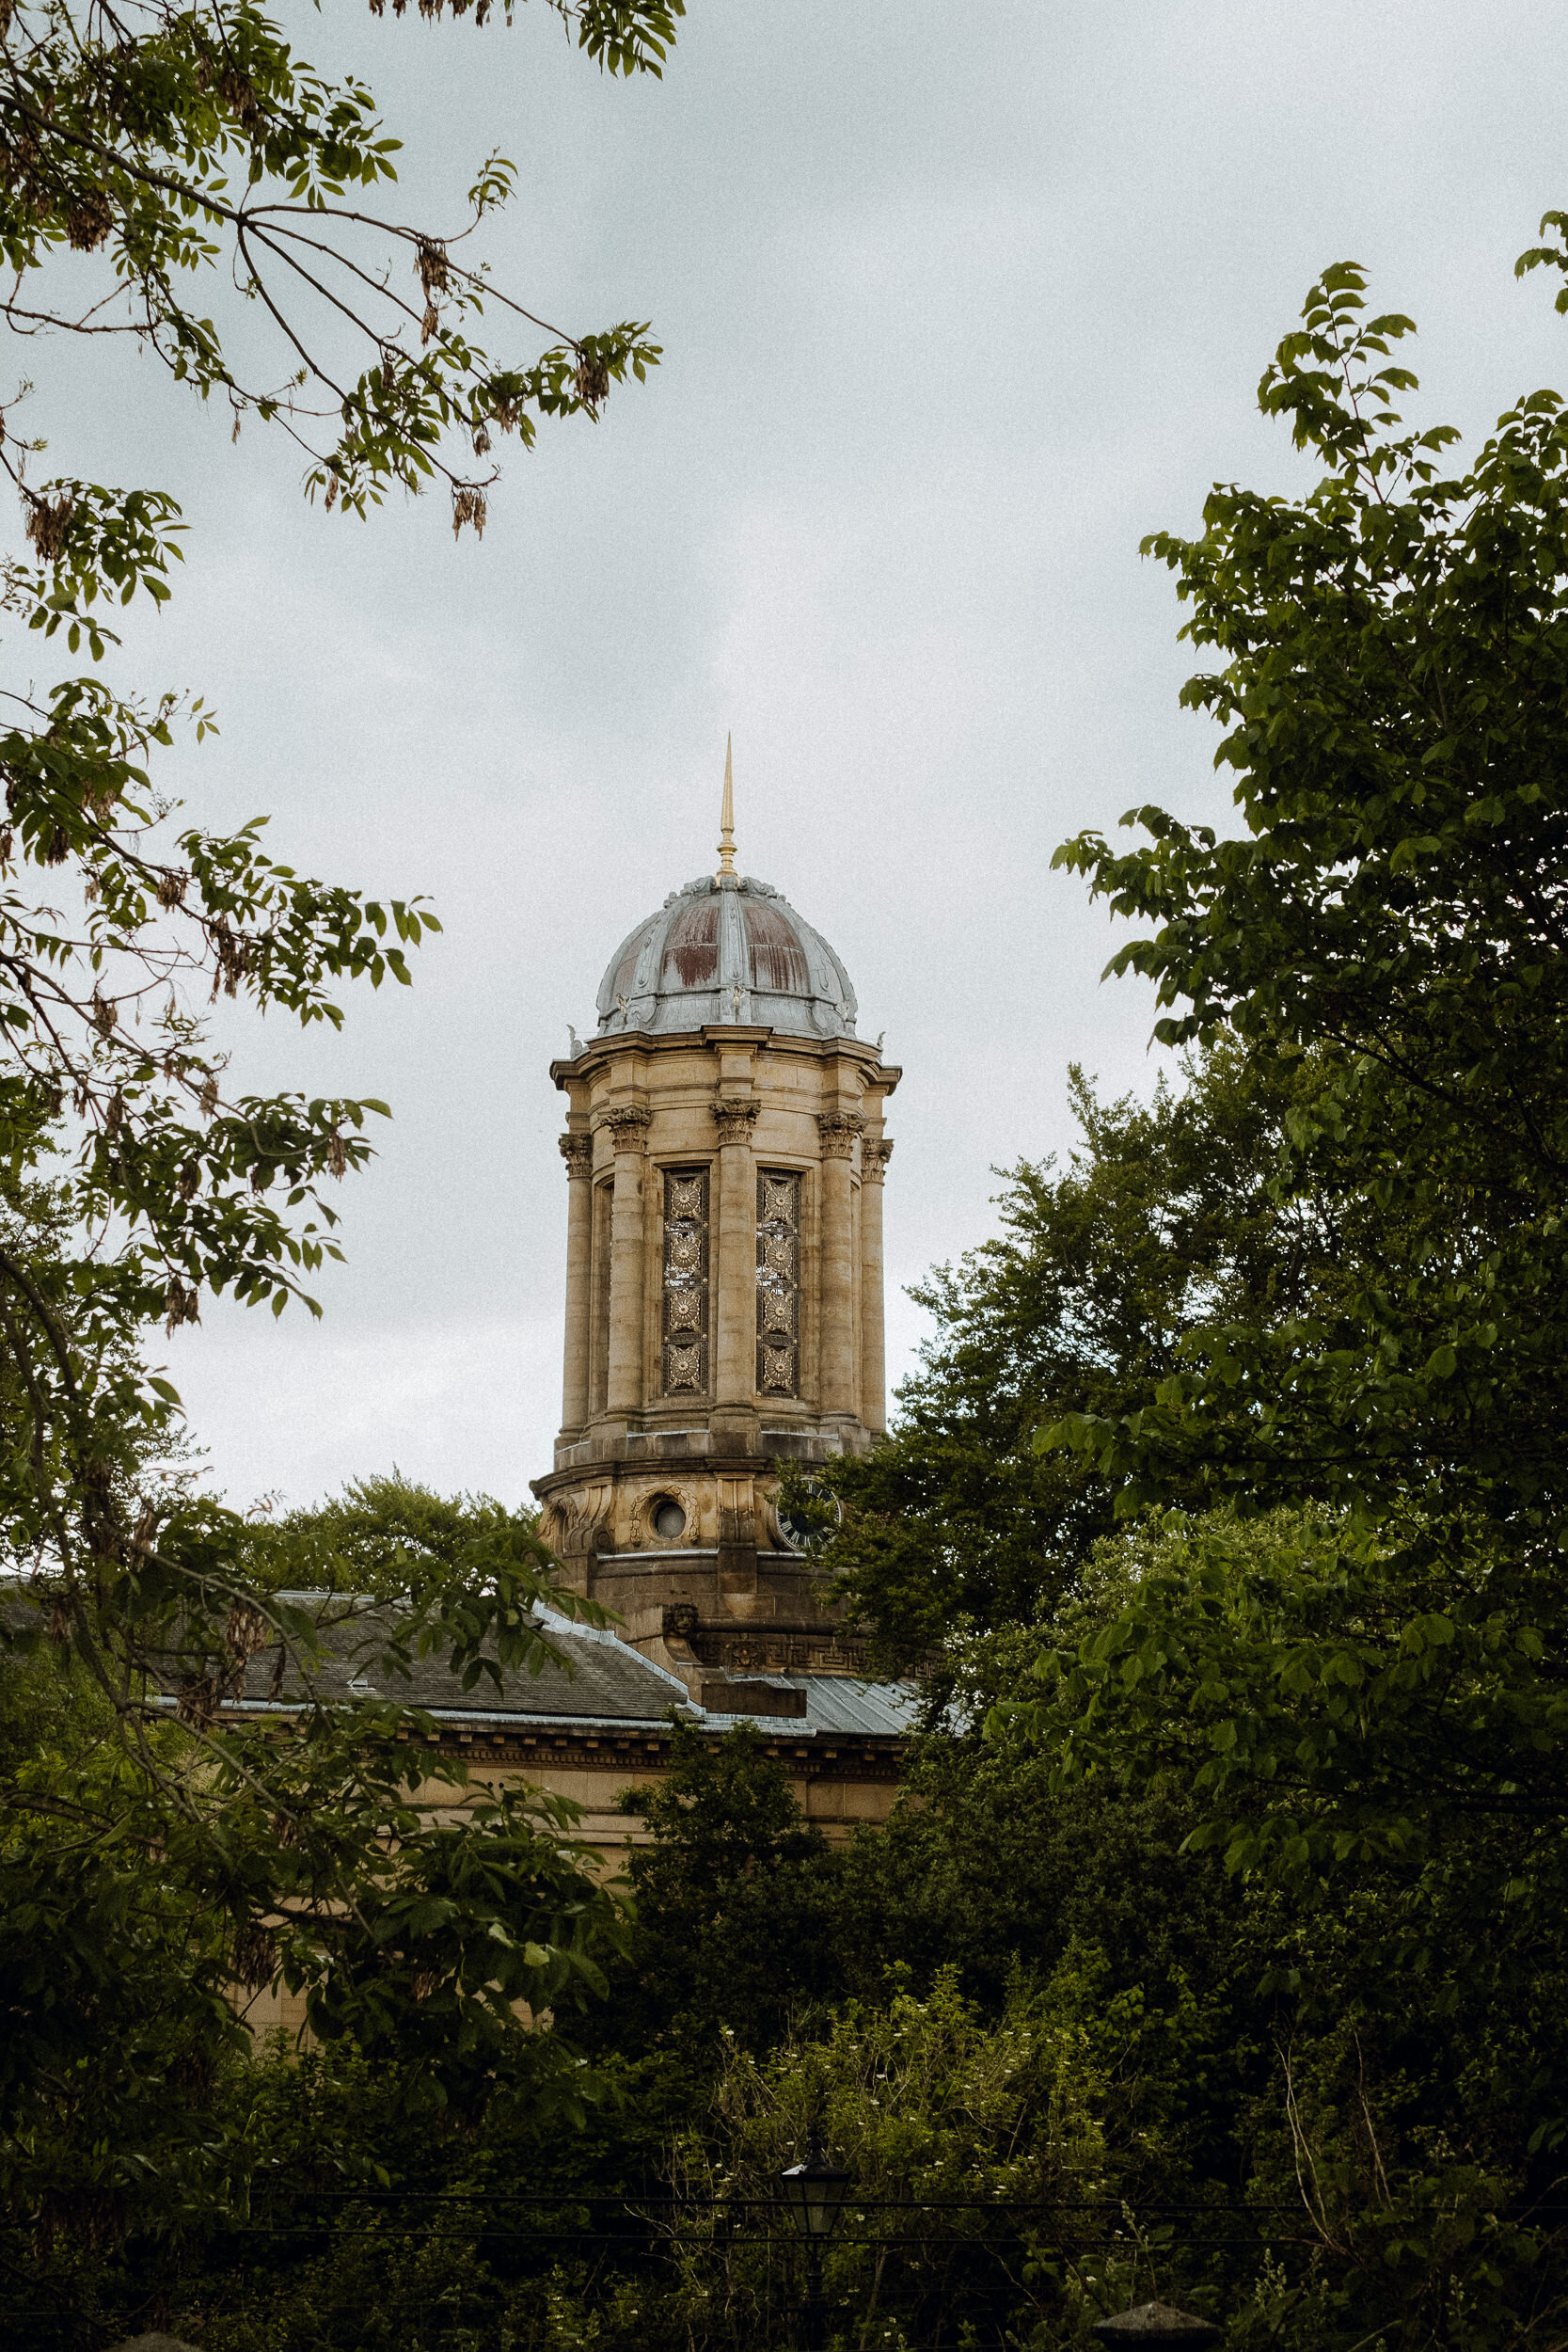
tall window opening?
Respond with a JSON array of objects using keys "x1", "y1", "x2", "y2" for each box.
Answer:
[
  {"x1": 756, "y1": 1169, "x2": 801, "y2": 1397},
  {"x1": 661, "y1": 1168, "x2": 710, "y2": 1395}
]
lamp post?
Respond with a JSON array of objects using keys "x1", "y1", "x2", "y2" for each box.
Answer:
[{"x1": 780, "y1": 2153, "x2": 851, "y2": 2350}]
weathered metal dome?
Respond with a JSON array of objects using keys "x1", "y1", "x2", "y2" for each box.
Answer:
[{"x1": 595, "y1": 872, "x2": 859, "y2": 1041}]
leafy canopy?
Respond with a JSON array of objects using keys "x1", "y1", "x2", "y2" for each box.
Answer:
[
  {"x1": 817, "y1": 1041, "x2": 1377, "y2": 1671},
  {"x1": 0, "y1": 0, "x2": 676, "y2": 2259},
  {"x1": 1050, "y1": 246, "x2": 1568, "y2": 1541},
  {"x1": 998, "y1": 238, "x2": 1568, "y2": 1937}
]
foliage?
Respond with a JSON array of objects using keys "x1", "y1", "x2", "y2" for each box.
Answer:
[
  {"x1": 9, "y1": 1640, "x2": 1564, "y2": 2349},
  {"x1": 0, "y1": 1478, "x2": 629, "y2": 2316},
  {"x1": 599, "y1": 1719, "x2": 847, "y2": 2060},
  {"x1": 1050, "y1": 247, "x2": 1568, "y2": 1544},
  {"x1": 0, "y1": 0, "x2": 674, "y2": 2290},
  {"x1": 983, "y1": 252, "x2": 1567, "y2": 1930},
  {"x1": 248, "y1": 1469, "x2": 548, "y2": 1598},
  {"x1": 816, "y1": 1042, "x2": 1373, "y2": 1673},
  {"x1": 0, "y1": 0, "x2": 673, "y2": 1626},
  {"x1": 4, "y1": 2020, "x2": 691, "y2": 2350},
  {"x1": 655, "y1": 1969, "x2": 1123, "y2": 2352},
  {"x1": 993, "y1": 1506, "x2": 1567, "y2": 1911},
  {"x1": 958, "y1": 243, "x2": 1568, "y2": 2342}
]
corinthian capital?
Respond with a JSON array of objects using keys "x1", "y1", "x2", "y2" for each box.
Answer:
[
  {"x1": 816, "y1": 1111, "x2": 864, "y2": 1160},
  {"x1": 712, "y1": 1097, "x2": 760, "y2": 1146},
  {"x1": 862, "y1": 1137, "x2": 894, "y2": 1184},
  {"x1": 559, "y1": 1132, "x2": 593, "y2": 1179},
  {"x1": 602, "y1": 1106, "x2": 650, "y2": 1152}
]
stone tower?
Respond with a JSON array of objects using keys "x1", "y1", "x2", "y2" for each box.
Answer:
[{"x1": 531, "y1": 751, "x2": 898, "y2": 1683}]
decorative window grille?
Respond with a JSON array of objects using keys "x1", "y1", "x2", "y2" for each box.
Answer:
[
  {"x1": 661, "y1": 1168, "x2": 710, "y2": 1395},
  {"x1": 756, "y1": 1169, "x2": 801, "y2": 1396}
]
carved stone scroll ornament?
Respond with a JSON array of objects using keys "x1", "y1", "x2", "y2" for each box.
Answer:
[
  {"x1": 560, "y1": 1488, "x2": 614, "y2": 1560},
  {"x1": 862, "y1": 1137, "x2": 894, "y2": 1184},
  {"x1": 602, "y1": 1105, "x2": 650, "y2": 1152},
  {"x1": 559, "y1": 1133, "x2": 593, "y2": 1179},
  {"x1": 816, "y1": 1111, "x2": 864, "y2": 1160},
  {"x1": 712, "y1": 1097, "x2": 760, "y2": 1146}
]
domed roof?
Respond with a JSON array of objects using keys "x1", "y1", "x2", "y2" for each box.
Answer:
[{"x1": 595, "y1": 873, "x2": 859, "y2": 1041}]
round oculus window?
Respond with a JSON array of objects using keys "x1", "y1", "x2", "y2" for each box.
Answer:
[{"x1": 652, "y1": 1498, "x2": 688, "y2": 1542}]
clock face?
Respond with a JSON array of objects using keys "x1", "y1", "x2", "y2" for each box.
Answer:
[{"x1": 775, "y1": 1479, "x2": 840, "y2": 1553}]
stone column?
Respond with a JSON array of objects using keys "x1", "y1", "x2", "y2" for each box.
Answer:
[
  {"x1": 558, "y1": 1133, "x2": 594, "y2": 1434},
  {"x1": 712, "y1": 1097, "x2": 760, "y2": 1411},
  {"x1": 816, "y1": 1113, "x2": 863, "y2": 1423},
  {"x1": 859, "y1": 1137, "x2": 893, "y2": 1435},
  {"x1": 603, "y1": 1107, "x2": 649, "y2": 1419}
]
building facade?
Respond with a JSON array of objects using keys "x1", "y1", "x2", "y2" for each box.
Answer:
[
  {"x1": 234, "y1": 772, "x2": 911, "y2": 2040},
  {"x1": 235, "y1": 763, "x2": 910, "y2": 1920},
  {"x1": 531, "y1": 762, "x2": 901, "y2": 1718}
]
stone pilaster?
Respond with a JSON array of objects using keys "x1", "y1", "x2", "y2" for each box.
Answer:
[
  {"x1": 712, "y1": 1095, "x2": 760, "y2": 1434},
  {"x1": 859, "y1": 1137, "x2": 892, "y2": 1435},
  {"x1": 603, "y1": 1107, "x2": 649, "y2": 1419},
  {"x1": 558, "y1": 1133, "x2": 594, "y2": 1435},
  {"x1": 816, "y1": 1112, "x2": 863, "y2": 1422},
  {"x1": 716, "y1": 1469, "x2": 760, "y2": 1614}
]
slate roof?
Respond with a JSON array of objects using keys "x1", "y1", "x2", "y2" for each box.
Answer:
[{"x1": 223, "y1": 1599, "x2": 915, "y2": 1743}]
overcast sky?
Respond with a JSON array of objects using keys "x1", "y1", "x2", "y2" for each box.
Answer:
[{"x1": 31, "y1": 1, "x2": 1568, "y2": 1511}]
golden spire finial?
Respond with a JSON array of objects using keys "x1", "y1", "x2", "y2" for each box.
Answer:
[{"x1": 717, "y1": 732, "x2": 737, "y2": 878}]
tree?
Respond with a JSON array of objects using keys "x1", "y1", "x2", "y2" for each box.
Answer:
[
  {"x1": 974, "y1": 242, "x2": 1568, "y2": 2340},
  {"x1": 816, "y1": 1041, "x2": 1378, "y2": 1672},
  {"x1": 985, "y1": 1510, "x2": 1568, "y2": 2349},
  {"x1": 1050, "y1": 243, "x2": 1568, "y2": 1544},
  {"x1": 0, "y1": 1480, "x2": 627, "y2": 2310},
  {"x1": 0, "y1": 0, "x2": 673, "y2": 1601},
  {"x1": 0, "y1": 0, "x2": 677, "y2": 2268},
  {"x1": 251, "y1": 1469, "x2": 549, "y2": 1597},
  {"x1": 603, "y1": 1720, "x2": 845, "y2": 2059},
  {"x1": 1006, "y1": 247, "x2": 1568, "y2": 1935}
]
